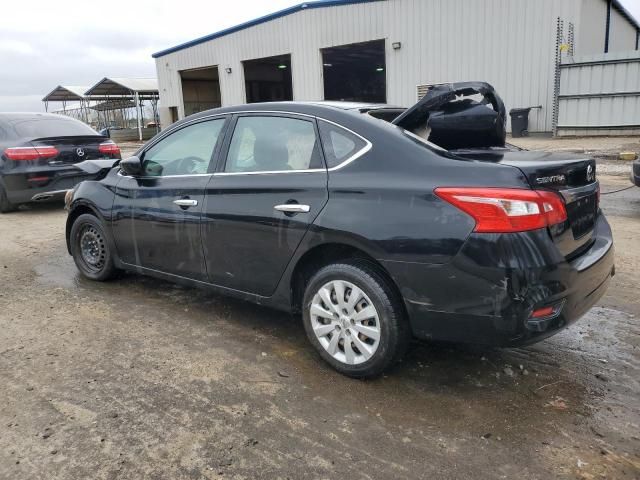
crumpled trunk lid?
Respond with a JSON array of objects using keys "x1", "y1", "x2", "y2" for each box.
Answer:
[{"x1": 392, "y1": 81, "x2": 507, "y2": 150}]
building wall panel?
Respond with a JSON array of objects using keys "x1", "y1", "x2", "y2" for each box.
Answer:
[
  {"x1": 578, "y1": 0, "x2": 608, "y2": 55},
  {"x1": 609, "y1": 6, "x2": 638, "y2": 52},
  {"x1": 156, "y1": 0, "x2": 590, "y2": 131},
  {"x1": 558, "y1": 51, "x2": 640, "y2": 135}
]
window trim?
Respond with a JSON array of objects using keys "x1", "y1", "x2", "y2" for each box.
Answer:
[
  {"x1": 129, "y1": 110, "x2": 372, "y2": 178},
  {"x1": 122, "y1": 116, "x2": 229, "y2": 179},
  {"x1": 317, "y1": 119, "x2": 372, "y2": 172},
  {"x1": 217, "y1": 112, "x2": 326, "y2": 176},
  {"x1": 213, "y1": 113, "x2": 371, "y2": 176}
]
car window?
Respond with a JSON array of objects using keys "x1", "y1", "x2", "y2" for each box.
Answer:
[
  {"x1": 9, "y1": 116, "x2": 98, "y2": 138},
  {"x1": 318, "y1": 120, "x2": 368, "y2": 168},
  {"x1": 142, "y1": 119, "x2": 225, "y2": 176},
  {"x1": 224, "y1": 116, "x2": 323, "y2": 173}
]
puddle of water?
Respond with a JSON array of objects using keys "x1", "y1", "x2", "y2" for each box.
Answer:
[{"x1": 33, "y1": 256, "x2": 85, "y2": 289}]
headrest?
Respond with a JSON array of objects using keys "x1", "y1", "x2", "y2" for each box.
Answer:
[{"x1": 253, "y1": 138, "x2": 290, "y2": 171}]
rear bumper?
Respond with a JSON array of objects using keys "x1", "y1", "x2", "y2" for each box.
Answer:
[
  {"x1": 1, "y1": 168, "x2": 94, "y2": 204},
  {"x1": 383, "y1": 213, "x2": 614, "y2": 346},
  {"x1": 632, "y1": 159, "x2": 640, "y2": 187}
]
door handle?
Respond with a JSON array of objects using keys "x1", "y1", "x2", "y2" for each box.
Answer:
[
  {"x1": 274, "y1": 204, "x2": 310, "y2": 213},
  {"x1": 173, "y1": 199, "x2": 198, "y2": 207}
]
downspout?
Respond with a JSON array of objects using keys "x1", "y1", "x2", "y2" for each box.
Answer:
[
  {"x1": 604, "y1": 0, "x2": 612, "y2": 53},
  {"x1": 636, "y1": 28, "x2": 639, "y2": 50}
]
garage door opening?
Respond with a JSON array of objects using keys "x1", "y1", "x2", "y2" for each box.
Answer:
[
  {"x1": 180, "y1": 67, "x2": 221, "y2": 117},
  {"x1": 243, "y1": 54, "x2": 293, "y2": 103},
  {"x1": 322, "y1": 40, "x2": 386, "y2": 103}
]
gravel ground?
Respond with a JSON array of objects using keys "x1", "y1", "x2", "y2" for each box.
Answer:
[{"x1": 0, "y1": 160, "x2": 639, "y2": 478}]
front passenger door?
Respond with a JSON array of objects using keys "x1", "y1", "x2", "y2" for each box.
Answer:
[{"x1": 112, "y1": 117, "x2": 227, "y2": 280}]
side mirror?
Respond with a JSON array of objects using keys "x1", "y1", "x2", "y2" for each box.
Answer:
[{"x1": 120, "y1": 155, "x2": 143, "y2": 176}]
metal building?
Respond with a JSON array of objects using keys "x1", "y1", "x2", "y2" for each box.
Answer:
[{"x1": 153, "y1": 0, "x2": 639, "y2": 133}]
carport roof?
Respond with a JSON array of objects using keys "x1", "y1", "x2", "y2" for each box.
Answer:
[
  {"x1": 91, "y1": 99, "x2": 137, "y2": 111},
  {"x1": 151, "y1": 0, "x2": 384, "y2": 58},
  {"x1": 84, "y1": 77, "x2": 159, "y2": 98},
  {"x1": 42, "y1": 85, "x2": 90, "y2": 102}
]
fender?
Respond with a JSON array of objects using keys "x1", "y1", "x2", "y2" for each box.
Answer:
[{"x1": 65, "y1": 170, "x2": 120, "y2": 258}]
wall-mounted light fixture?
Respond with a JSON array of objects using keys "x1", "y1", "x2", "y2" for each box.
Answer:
[
  {"x1": 323, "y1": 63, "x2": 333, "y2": 67},
  {"x1": 225, "y1": 67, "x2": 232, "y2": 74},
  {"x1": 392, "y1": 42, "x2": 402, "y2": 50},
  {"x1": 376, "y1": 67, "x2": 385, "y2": 72},
  {"x1": 278, "y1": 64, "x2": 288, "y2": 70}
]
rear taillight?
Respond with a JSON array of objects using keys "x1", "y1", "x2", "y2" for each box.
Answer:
[
  {"x1": 530, "y1": 306, "x2": 555, "y2": 318},
  {"x1": 435, "y1": 187, "x2": 568, "y2": 233},
  {"x1": 4, "y1": 146, "x2": 58, "y2": 161},
  {"x1": 99, "y1": 141, "x2": 120, "y2": 156}
]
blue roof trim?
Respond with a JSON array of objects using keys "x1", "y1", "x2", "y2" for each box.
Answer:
[{"x1": 152, "y1": 0, "x2": 383, "y2": 58}]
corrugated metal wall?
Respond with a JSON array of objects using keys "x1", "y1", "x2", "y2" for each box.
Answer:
[
  {"x1": 557, "y1": 51, "x2": 640, "y2": 136},
  {"x1": 155, "y1": 0, "x2": 584, "y2": 131}
]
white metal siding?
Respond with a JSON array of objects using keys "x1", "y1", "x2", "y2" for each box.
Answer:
[
  {"x1": 578, "y1": 0, "x2": 608, "y2": 55},
  {"x1": 155, "y1": 0, "x2": 584, "y2": 132},
  {"x1": 578, "y1": 0, "x2": 640, "y2": 55},
  {"x1": 558, "y1": 51, "x2": 640, "y2": 135},
  {"x1": 609, "y1": 7, "x2": 638, "y2": 52}
]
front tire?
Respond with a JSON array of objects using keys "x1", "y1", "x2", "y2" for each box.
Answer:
[
  {"x1": 70, "y1": 213, "x2": 119, "y2": 281},
  {"x1": 302, "y1": 262, "x2": 409, "y2": 378}
]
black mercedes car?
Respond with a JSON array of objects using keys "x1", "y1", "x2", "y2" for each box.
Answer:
[
  {"x1": 65, "y1": 82, "x2": 614, "y2": 377},
  {"x1": 0, "y1": 113, "x2": 121, "y2": 213}
]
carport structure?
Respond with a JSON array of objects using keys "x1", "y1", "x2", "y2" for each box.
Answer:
[
  {"x1": 42, "y1": 85, "x2": 93, "y2": 123},
  {"x1": 85, "y1": 77, "x2": 160, "y2": 140}
]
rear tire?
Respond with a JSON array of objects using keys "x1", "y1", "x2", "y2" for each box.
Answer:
[
  {"x1": 302, "y1": 261, "x2": 409, "y2": 378},
  {"x1": 0, "y1": 184, "x2": 18, "y2": 213},
  {"x1": 70, "y1": 213, "x2": 119, "y2": 281}
]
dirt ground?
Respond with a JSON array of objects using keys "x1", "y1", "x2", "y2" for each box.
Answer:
[
  {"x1": 509, "y1": 135, "x2": 640, "y2": 156},
  {"x1": 1, "y1": 157, "x2": 639, "y2": 478}
]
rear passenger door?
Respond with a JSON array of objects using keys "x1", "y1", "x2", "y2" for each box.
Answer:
[{"x1": 202, "y1": 113, "x2": 328, "y2": 296}]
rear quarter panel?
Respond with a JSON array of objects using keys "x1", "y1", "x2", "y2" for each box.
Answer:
[
  {"x1": 315, "y1": 122, "x2": 531, "y2": 264},
  {"x1": 268, "y1": 118, "x2": 532, "y2": 312}
]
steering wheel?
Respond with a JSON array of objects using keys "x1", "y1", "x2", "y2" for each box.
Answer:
[{"x1": 175, "y1": 155, "x2": 207, "y2": 174}]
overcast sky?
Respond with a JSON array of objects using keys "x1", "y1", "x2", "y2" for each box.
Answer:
[{"x1": 1, "y1": 0, "x2": 639, "y2": 112}]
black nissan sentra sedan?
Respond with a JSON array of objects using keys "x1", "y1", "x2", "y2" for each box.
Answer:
[
  {"x1": 0, "y1": 113, "x2": 121, "y2": 212},
  {"x1": 65, "y1": 82, "x2": 614, "y2": 377}
]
